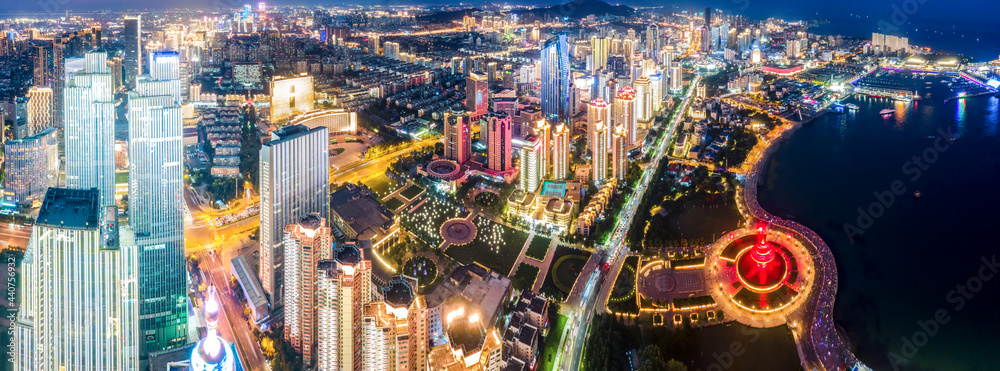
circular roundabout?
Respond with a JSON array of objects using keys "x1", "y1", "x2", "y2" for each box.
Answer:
[
  {"x1": 440, "y1": 218, "x2": 477, "y2": 246},
  {"x1": 706, "y1": 223, "x2": 817, "y2": 328}
]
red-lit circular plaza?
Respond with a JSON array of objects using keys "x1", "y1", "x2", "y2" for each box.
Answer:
[{"x1": 707, "y1": 223, "x2": 817, "y2": 326}]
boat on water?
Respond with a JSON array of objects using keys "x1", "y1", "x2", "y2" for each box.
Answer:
[
  {"x1": 914, "y1": 191, "x2": 921, "y2": 198},
  {"x1": 880, "y1": 109, "x2": 895, "y2": 115},
  {"x1": 894, "y1": 96, "x2": 912, "y2": 103},
  {"x1": 926, "y1": 135, "x2": 936, "y2": 139},
  {"x1": 845, "y1": 103, "x2": 860, "y2": 110}
]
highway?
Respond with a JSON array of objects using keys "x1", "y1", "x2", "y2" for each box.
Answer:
[{"x1": 558, "y1": 75, "x2": 701, "y2": 370}]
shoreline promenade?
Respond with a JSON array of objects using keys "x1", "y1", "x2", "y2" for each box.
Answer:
[{"x1": 734, "y1": 120, "x2": 870, "y2": 371}]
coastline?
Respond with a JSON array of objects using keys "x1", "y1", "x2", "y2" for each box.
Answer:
[{"x1": 734, "y1": 119, "x2": 867, "y2": 370}]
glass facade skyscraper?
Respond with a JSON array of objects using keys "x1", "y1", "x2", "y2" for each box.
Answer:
[
  {"x1": 128, "y1": 51, "x2": 188, "y2": 356},
  {"x1": 540, "y1": 34, "x2": 570, "y2": 120},
  {"x1": 64, "y1": 51, "x2": 116, "y2": 206}
]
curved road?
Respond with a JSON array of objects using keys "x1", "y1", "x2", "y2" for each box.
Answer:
[{"x1": 736, "y1": 119, "x2": 869, "y2": 371}]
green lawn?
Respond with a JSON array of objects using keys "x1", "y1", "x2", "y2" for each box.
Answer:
[
  {"x1": 399, "y1": 184, "x2": 425, "y2": 200},
  {"x1": 525, "y1": 235, "x2": 551, "y2": 261},
  {"x1": 115, "y1": 171, "x2": 128, "y2": 184},
  {"x1": 382, "y1": 197, "x2": 404, "y2": 212},
  {"x1": 510, "y1": 263, "x2": 540, "y2": 292},
  {"x1": 445, "y1": 216, "x2": 528, "y2": 275},
  {"x1": 539, "y1": 313, "x2": 568, "y2": 371},
  {"x1": 363, "y1": 174, "x2": 403, "y2": 198}
]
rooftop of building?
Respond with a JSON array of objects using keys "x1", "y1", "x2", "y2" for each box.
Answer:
[
  {"x1": 264, "y1": 124, "x2": 324, "y2": 146},
  {"x1": 335, "y1": 241, "x2": 363, "y2": 266},
  {"x1": 329, "y1": 183, "x2": 395, "y2": 239},
  {"x1": 383, "y1": 275, "x2": 416, "y2": 308},
  {"x1": 36, "y1": 187, "x2": 100, "y2": 230}
]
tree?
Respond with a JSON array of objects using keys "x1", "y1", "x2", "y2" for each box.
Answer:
[{"x1": 637, "y1": 345, "x2": 685, "y2": 371}]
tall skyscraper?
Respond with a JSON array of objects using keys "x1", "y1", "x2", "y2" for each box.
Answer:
[
  {"x1": 123, "y1": 16, "x2": 142, "y2": 89},
  {"x1": 587, "y1": 98, "x2": 610, "y2": 154},
  {"x1": 591, "y1": 121, "x2": 608, "y2": 182},
  {"x1": 284, "y1": 214, "x2": 332, "y2": 366},
  {"x1": 634, "y1": 77, "x2": 652, "y2": 123},
  {"x1": 14, "y1": 188, "x2": 139, "y2": 370},
  {"x1": 316, "y1": 242, "x2": 374, "y2": 371},
  {"x1": 260, "y1": 124, "x2": 331, "y2": 304},
  {"x1": 646, "y1": 24, "x2": 660, "y2": 59},
  {"x1": 670, "y1": 61, "x2": 683, "y2": 91},
  {"x1": 26, "y1": 87, "x2": 53, "y2": 134},
  {"x1": 612, "y1": 124, "x2": 628, "y2": 181},
  {"x1": 552, "y1": 123, "x2": 570, "y2": 180},
  {"x1": 129, "y1": 51, "x2": 188, "y2": 355},
  {"x1": 360, "y1": 276, "x2": 428, "y2": 371},
  {"x1": 519, "y1": 135, "x2": 543, "y2": 192},
  {"x1": 64, "y1": 51, "x2": 116, "y2": 206},
  {"x1": 614, "y1": 85, "x2": 637, "y2": 146},
  {"x1": 443, "y1": 109, "x2": 471, "y2": 165},
  {"x1": 466, "y1": 71, "x2": 488, "y2": 119},
  {"x1": 649, "y1": 73, "x2": 663, "y2": 113},
  {"x1": 483, "y1": 111, "x2": 513, "y2": 172},
  {"x1": 540, "y1": 34, "x2": 570, "y2": 120},
  {"x1": 590, "y1": 36, "x2": 610, "y2": 73},
  {"x1": 33, "y1": 44, "x2": 49, "y2": 87}
]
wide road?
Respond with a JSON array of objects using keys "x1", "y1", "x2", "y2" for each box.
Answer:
[
  {"x1": 0, "y1": 223, "x2": 30, "y2": 249},
  {"x1": 560, "y1": 75, "x2": 701, "y2": 370},
  {"x1": 329, "y1": 137, "x2": 437, "y2": 186}
]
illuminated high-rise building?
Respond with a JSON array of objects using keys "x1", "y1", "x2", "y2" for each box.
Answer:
[
  {"x1": 13, "y1": 188, "x2": 139, "y2": 371},
  {"x1": 519, "y1": 135, "x2": 543, "y2": 192},
  {"x1": 466, "y1": 71, "x2": 488, "y2": 119},
  {"x1": 540, "y1": 34, "x2": 570, "y2": 119},
  {"x1": 361, "y1": 276, "x2": 429, "y2": 371},
  {"x1": 483, "y1": 111, "x2": 513, "y2": 172},
  {"x1": 283, "y1": 214, "x2": 333, "y2": 366},
  {"x1": 2, "y1": 127, "x2": 58, "y2": 207},
  {"x1": 64, "y1": 51, "x2": 116, "y2": 206},
  {"x1": 634, "y1": 77, "x2": 652, "y2": 123},
  {"x1": 613, "y1": 85, "x2": 637, "y2": 146},
  {"x1": 612, "y1": 124, "x2": 628, "y2": 181},
  {"x1": 26, "y1": 86, "x2": 53, "y2": 134},
  {"x1": 591, "y1": 121, "x2": 608, "y2": 182},
  {"x1": 443, "y1": 109, "x2": 471, "y2": 164},
  {"x1": 649, "y1": 73, "x2": 663, "y2": 113},
  {"x1": 552, "y1": 123, "x2": 570, "y2": 180},
  {"x1": 316, "y1": 242, "x2": 374, "y2": 371},
  {"x1": 260, "y1": 125, "x2": 331, "y2": 304},
  {"x1": 123, "y1": 16, "x2": 141, "y2": 89},
  {"x1": 670, "y1": 61, "x2": 683, "y2": 91},
  {"x1": 129, "y1": 51, "x2": 188, "y2": 356},
  {"x1": 590, "y1": 36, "x2": 609, "y2": 73},
  {"x1": 587, "y1": 98, "x2": 610, "y2": 153},
  {"x1": 646, "y1": 24, "x2": 660, "y2": 59}
]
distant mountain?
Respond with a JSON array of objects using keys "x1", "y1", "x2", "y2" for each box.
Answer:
[
  {"x1": 515, "y1": 0, "x2": 635, "y2": 19},
  {"x1": 415, "y1": 8, "x2": 483, "y2": 23}
]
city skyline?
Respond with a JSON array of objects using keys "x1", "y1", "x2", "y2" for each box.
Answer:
[{"x1": 2, "y1": 2, "x2": 999, "y2": 370}]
